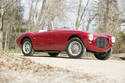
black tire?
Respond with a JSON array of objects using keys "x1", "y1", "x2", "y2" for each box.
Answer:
[
  {"x1": 94, "y1": 49, "x2": 112, "y2": 60},
  {"x1": 66, "y1": 37, "x2": 86, "y2": 58},
  {"x1": 48, "y1": 53, "x2": 59, "y2": 57},
  {"x1": 21, "y1": 38, "x2": 34, "y2": 56}
]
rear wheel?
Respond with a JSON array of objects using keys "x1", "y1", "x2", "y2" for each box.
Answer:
[
  {"x1": 48, "y1": 53, "x2": 59, "y2": 57},
  {"x1": 94, "y1": 49, "x2": 112, "y2": 60},
  {"x1": 21, "y1": 38, "x2": 34, "y2": 56},
  {"x1": 66, "y1": 37, "x2": 86, "y2": 58}
]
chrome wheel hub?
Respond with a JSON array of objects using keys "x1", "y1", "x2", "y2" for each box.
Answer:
[
  {"x1": 68, "y1": 41, "x2": 82, "y2": 56},
  {"x1": 23, "y1": 41, "x2": 31, "y2": 54}
]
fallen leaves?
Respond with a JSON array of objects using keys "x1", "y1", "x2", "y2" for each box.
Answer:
[{"x1": 0, "y1": 51, "x2": 54, "y2": 73}]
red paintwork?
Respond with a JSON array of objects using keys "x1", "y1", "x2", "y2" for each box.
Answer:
[{"x1": 16, "y1": 30, "x2": 113, "y2": 52}]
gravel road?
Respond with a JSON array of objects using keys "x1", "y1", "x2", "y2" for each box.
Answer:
[{"x1": 27, "y1": 54, "x2": 125, "y2": 83}]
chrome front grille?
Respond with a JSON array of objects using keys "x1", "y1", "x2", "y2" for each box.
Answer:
[{"x1": 95, "y1": 37, "x2": 108, "y2": 48}]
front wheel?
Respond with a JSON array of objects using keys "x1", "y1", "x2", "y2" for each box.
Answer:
[
  {"x1": 21, "y1": 38, "x2": 34, "y2": 56},
  {"x1": 94, "y1": 49, "x2": 112, "y2": 60},
  {"x1": 66, "y1": 38, "x2": 86, "y2": 58}
]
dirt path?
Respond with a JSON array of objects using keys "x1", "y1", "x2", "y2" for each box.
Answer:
[{"x1": 27, "y1": 55, "x2": 125, "y2": 83}]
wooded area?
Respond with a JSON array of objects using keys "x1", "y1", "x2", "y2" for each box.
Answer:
[{"x1": 0, "y1": 0, "x2": 125, "y2": 53}]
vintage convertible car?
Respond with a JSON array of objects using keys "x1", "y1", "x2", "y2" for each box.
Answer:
[{"x1": 16, "y1": 30, "x2": 115, "y2": 60}]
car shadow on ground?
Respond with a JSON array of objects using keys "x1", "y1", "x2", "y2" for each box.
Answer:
[{"x1": 26, "y1": 55, "x2": 97, "y2": 60}]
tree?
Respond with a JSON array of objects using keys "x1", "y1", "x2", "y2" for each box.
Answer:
[
  {"x1": 31, "y1": 0, "x2": 67, "y2": 31},
  {"x1": 0, "y1": 0, "x2": 23, "y2": 50},
  {"x1": 94, "y1": 0, "x2": 120, "y2": 35},
  {"x1": 33, "y1": 0, "x2": 47, "y2": 31},
  {"x1": 0, "y1": 0, "x2": 17, "y2": 49},
  {"x1": 26, "y1": 0, "x2": 41, "y2": 32},
  {"x1": 75, "y1": 0, "x2": 91, "y2": 30}
]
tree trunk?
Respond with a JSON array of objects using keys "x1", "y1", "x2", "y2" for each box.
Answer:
[
  {"x1": 27, "y1": 0, "x2": 34, "y2": 32},
  {"x1": 34, "y1": 0, "x2": 46, "y2": 31},
  {"x1": 104, "y1": 0, "x2": 109, "y2": 32},
  {"x1": 75, "y1": 0, "x2": 82, "y2": 30},
  {"x1": 86, "y1": 21, "x2": 91, "y2": 31},
  {"x1": 48, "y1": 20, "x2": 52, "y2": 30},
  {"x1": 0, "y1": 15, "x2": 3, "y2": 50}
]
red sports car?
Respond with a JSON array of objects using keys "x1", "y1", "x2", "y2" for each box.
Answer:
[{"x1": 16, "y1": 30, "x2": 115, "y2": 60}]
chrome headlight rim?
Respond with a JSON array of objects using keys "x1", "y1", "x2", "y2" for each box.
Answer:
[{"x1": 88, "y1": 34, "x2": 94, "y2": 41}]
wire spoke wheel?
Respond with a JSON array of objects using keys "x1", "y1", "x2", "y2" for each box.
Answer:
[
  {"x1": 23, "y1": 41, "x2": 31, "y2": 54},
  {"x1": 21, "y1": 38, "x2": 34, "y2": 56},
  {"x1": 68, "y1": 41, "x2": 82, "y2": 56},
  {"x1": 67, "y1": 38, "x2": 86, "y2": 58}
]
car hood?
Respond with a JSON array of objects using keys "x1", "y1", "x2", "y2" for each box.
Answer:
[{"x1": 91, "y1": 33, "x2": 112, "y2": 38}]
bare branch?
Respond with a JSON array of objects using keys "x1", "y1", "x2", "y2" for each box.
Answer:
[{"x1": 79, "y1": 0, "x2": 90, "y2": 23}]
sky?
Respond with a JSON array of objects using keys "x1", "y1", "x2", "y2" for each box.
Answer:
[{"x1": 21, "y1": 0, "x2": 125, "y2": 32}]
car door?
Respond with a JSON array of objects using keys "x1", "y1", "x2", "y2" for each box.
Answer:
[
  {"x1": 48, "y1": 30, "x2": 67, "y2": 50},
  {"x1": 34, "y1": 30, "x2": 68, "y2": 51},
  {"x1": 35, "y1": 31, "x2": 53, "y2": 50}
]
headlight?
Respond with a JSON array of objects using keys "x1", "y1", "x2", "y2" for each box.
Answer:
[
  {"x1": 111, "y1": 36, "x2": 115, "y2": 43},
  {"x1": 88, "y1": 34, "x2": 94, "y2": 41}
]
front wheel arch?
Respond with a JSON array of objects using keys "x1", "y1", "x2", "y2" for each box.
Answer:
[
  {"x1": 21, "y1": 36, "x2": 35, "y2": 49},
  {"x1": 67, "y1": 35, "x2": 86, "y2": 47},
  {"x1": 68, "y1": 35, "x2": 82, "y2": 42},
  {"x1": 21, "y1": 37, "x2": 32, "y2": 45}
]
